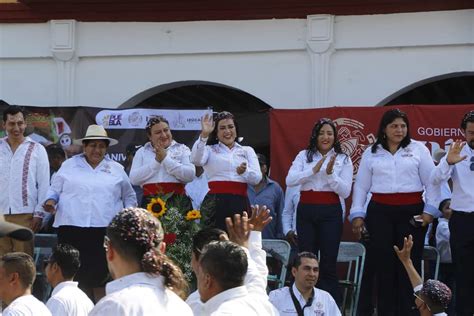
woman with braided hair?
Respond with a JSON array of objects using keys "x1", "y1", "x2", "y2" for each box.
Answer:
[{"x1": 89, "y1": 207, "x2": 192, "y2": 316}]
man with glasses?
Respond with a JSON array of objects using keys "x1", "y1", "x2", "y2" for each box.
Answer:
[
  {"x1": 44, "y1": 244, "x2": 93, "y2": 316},
  {"x1": 431, "y1": 110, "x2": 474, "y2": 316}
]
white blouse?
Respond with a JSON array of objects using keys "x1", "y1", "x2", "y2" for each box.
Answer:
[
  {"x1": 46, "y1": 154, "x2": 137, "y2": 227},
  {"x1": 129, "y1": 140, "x2": 195, "y2": 186},
  {"x1": 190, "y1": 138, "x2": 262, "y2": 185},
  {"x1": 350, "y1": 140, "x2": 438, "y2": 221},
  {"x1": 286, "y1": 148, "x2": 353, "y2": 199}
]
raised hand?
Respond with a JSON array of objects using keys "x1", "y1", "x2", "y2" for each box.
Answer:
[
  {"x1": 446, "y1": 139, "x2": 467, "y2": 165},
  {"x1": 225, "y1": 212, "x2": 253, "y2": 248},
  {"x1": 394, "y1": 235, "x2": 413, "y2": 265},
  {"x1": 200, "y1": 113, "x2": 215, "y2": 138},
  {"x1": 248, "y1": 204, "x2": 272, "y2": 232},
  {"x1": 326, "y1": 154, "x2": 337, "y2": 175},
  {"x1": 312, "y1": 155, "x2": 328, "y2": 174},
  {"x1": 236, "y1": 162, "x2": 247, "y2": 175}
]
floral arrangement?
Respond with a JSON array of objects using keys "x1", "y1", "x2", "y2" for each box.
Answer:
[{"x1": 146, "y1": 192, "x2": 212, "y2": 283}]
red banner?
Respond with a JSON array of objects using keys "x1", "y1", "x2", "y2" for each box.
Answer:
[{"x1": 270, "y1": 104, "x2": 473, "y2": 188}]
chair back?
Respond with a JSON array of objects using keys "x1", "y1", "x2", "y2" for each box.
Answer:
[
  {"x1": 337, "y1": 241, "x2": 366, "y2": 316},
  {"x1": 422, "y1": 245, "x2": 440, "y2": 281},
  {"x1": 262, "y1": 239, "x2": 292, "y2": 289}
]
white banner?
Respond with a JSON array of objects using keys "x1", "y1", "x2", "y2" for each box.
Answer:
[{"x1": 95, "y1": 108, "x2": 211, "y2": 130}]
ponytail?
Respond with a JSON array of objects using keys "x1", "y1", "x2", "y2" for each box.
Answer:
[{"x1": 141, "y1": 248, "x2": 188, "y2": 299}]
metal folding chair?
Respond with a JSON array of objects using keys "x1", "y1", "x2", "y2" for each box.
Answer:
[
  {"x1": 422, "y1": 245, "x2": 440, "y2": 281},
  {"x1": 337, "y1": 241, "x2": 366, "y2": 316},
  {"x1": 262, "y1": 239, "x2": 291, "y2": 289}
]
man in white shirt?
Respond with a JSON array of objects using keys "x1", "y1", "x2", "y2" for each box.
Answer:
[
  {"x1": 197, "y1": 240, "x2": 278, "y2": 316},
  {"x1": 0, "y1": 252, "x2": 51, "y2": 316},
  {"x1": 431, "y1": 111, "x2": 474, "y2": 316},
  {"x1": 45, "y1": 244, "x2": 94, "y2": 316},
  {"x1": 269, "y1": 252, "x2": 341, "y2": 316},
  {"x1": 0, "y1": 105, "x2": 50, "y2": 256},
  {"x1": 188, "y1": 206, "x2": 276, "y2": 315}
]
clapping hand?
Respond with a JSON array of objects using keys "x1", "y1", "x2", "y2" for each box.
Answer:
[
  {"x1": 154, "y1": 141, "x2": 167, "y2": 162},
  {"x1": 200, "y1": 113, "x2": 215, "y2": 139},
  {"x1": 446, "y1": 140, "x2": 467, "y2": 165},
  {"x1": 312, "y1": 155, "x2": 327, "y2": 174},
  {"x1": 326, "y1": 154, "x2": 336, "y2": 175}
]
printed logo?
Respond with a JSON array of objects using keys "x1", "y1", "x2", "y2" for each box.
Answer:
[
  {"x1": 333, "y1": 118, "x2": 376, "y2": 175},
  {"x1": 128, "y1": 111, "x2": 143, "y2": 127},
  {"x1": 108, "y1": 114, "x2": 122, "y2": 126}
]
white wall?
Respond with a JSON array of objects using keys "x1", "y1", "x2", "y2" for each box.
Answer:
[{"x1": 0, "y1": 9, "x2": 473, "y2": 109}]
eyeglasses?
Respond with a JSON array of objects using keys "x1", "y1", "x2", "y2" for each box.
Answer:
[
  {"x1": 470, "y1": 156, "x2": 474, "y2": 171},
  {"x1": 413, "y1": 292, "x2": 432, "y2": 312},
  {"x1": 103, "y1": 235, "x2": 110, "y2": 251}
]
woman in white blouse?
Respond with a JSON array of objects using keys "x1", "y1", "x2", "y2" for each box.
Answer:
[
  {"x1": 43, "y1": 125, "x2": 137, "y2": 302},
  {"x1": 349, "y1": 109, "x2": 438, "y2": 316},
  {"x1": 286, "y1": 118, "x2": 353, "y2": 304},
  {"x1": 130, "y1": 116, "x2": 195, "y2": 208},
  {"x1": 191, "y1": 111, "x2": 261, "y2": 231}
]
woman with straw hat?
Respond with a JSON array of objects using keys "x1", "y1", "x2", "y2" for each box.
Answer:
[{"x1": 43, "y1": 124, "x2": 137, "y2": 302}]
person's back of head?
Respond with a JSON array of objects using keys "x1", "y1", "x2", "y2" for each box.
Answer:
[
  {"x1": 417, "y1": 279, "x2": 452, "y2": 315},
  {"x1": 198, "y1": 240, "x2": 247, "y2": 301},
  {"x1": 106, "y1": 207, "x2": 188, "y2": 299},
  {"x1": 192, "y1": 227, "x2": 227, "y2": 260},
  {"x1": 49, "y1": 244, "x2": 81, "y2": 280},
  {"x1": 0, "y1": 252, "x2": 36, "y2": 304}
]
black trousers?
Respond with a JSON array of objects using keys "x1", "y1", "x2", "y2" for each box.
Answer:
[
  {"x1": 202, "y1": 193, "x2": 250, "y2": 232},
  {"x1": 450, "y1": 210, "x2": 474, "y2": 316},
  {"x1": 365, "y1": 201, "x2": 425, "y2": 316},
  {"x1": 296, "y1": 202, "x2": 343, "y2": 304}
]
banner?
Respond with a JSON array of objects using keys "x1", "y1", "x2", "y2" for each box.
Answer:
[
  {"x1": 270, "y1": 104, "x2": 473, "y2": 240},
  {"x1": 0, "y1": 106, "x2": 207, "y2": 164},
  {"x1": 96, "y1": 108, "x2": 210, "y2": 130},
  {"x1": 270, "y1": 104, "x2": 473, "y2": 188}
]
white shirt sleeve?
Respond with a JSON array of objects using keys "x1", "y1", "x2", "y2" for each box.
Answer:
[
  {"x1": 35, "y1": 145, "x2": 51, "y2": 217},
  {"x1": 286, "y1": 151, "x2": 315, "y2": 187},
  {"x1": 120, "y1": 168, "x2": 138, "y2": 208},
  {"x1": 327, "y1": 155, "x2": 353, "y2": 199},
  {"x1": 416, "y1": 143, "x2": 439, "y2": 216},
  {"x1": 240, "y1": 147, "x2": 262, "y2": 186},
  {"x1": 282, "y1": 186, "x2": 299, "y2": 235},
  {"x1": 160, "y1": 146, "x2": 195, "y2": 183},
  {"x1": 349, "y1": 148, "x2": 372, "y2": 221},
  {"x1": 245, "y1": 232, "x2": 268, "y2": 296},
  {"x1": 129, "y1": 148, "x2": 158, "y2": 186},
  {"x1": 190, "y1": 138, "x2": 210, "y2": 167},
  {"x1": 431, "y1": 157, "x2": 454, "y2": 185}
]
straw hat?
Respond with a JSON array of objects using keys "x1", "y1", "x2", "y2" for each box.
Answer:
[
  {"x1": 73, "y1": 124, "x2": 118, "y2": 146},
  {"x1": 0, "y1": 215, "x2": 33, "y2": 241}
]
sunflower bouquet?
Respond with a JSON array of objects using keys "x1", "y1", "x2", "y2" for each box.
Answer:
[{"x1": 146, "y1": 192, "x2": 211, "y2": 283}]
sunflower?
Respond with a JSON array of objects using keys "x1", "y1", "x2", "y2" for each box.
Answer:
[
  {"x1": 185, "y1": 209, "x2": 201, "y2": 221},
  {"x1": 147, "y1": 197, "x2": 167, "y2": 218}
]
